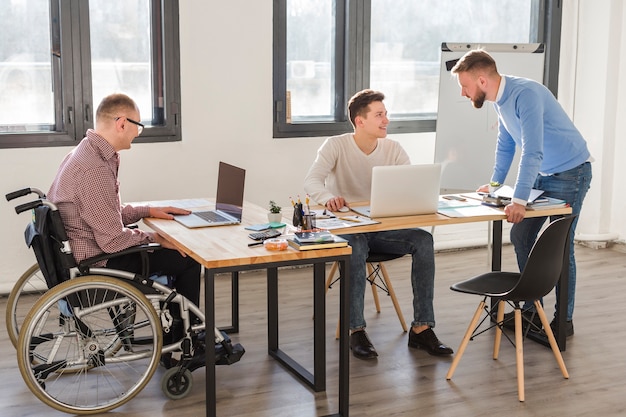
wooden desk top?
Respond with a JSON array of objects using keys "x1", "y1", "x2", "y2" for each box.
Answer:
[
  {"x1": 141, "y1": 199, "x2": 352, "y2": 270},
  {"x1": 141, "y1": 198, "x2": 571, "y2": 269},
  {"x1": 328, "y1": 205, "x2": 572, "y2": 234}
]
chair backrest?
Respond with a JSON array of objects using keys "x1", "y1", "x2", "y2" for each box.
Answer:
[
  {"x1": 506, "y1": 215, "x2": 577, "y2": 302},
  {"x1": 24, "y1": 203, "x2": 77, "y2": 289}
]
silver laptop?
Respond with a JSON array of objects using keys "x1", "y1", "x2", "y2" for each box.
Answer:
[
  {"x1": 351, "y1": 164, "x2": 441, "y2": 218},
  {"x1": 174, "y1": 162, "x2": 246, "y2": 228}
]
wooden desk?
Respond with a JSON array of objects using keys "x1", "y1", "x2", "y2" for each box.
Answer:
[
  {"x1": 144, "y1": 200, "x2": 352, "y2": 417},
  {"x1": 144, "y1": 198, "x2": 571, "y2": 417}
]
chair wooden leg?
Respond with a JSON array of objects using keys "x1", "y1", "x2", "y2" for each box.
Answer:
[
  {"x1": 534, "y1": 300, "x2": 569, "y2": 379},
  {"x1": 447, "y1": 300, "x2": 485, "y2": 380},
  {"x1": 378, "y1": 262, "x2": 408, "y2": 332},
  {"x1": 326, "y1": 261, "x2": 339, "y2": 293},
  {"x1": 367, "y1": 263, "x2": 382, "y2": 313},
  {"x1": 514, "y1": 308, "x2": 525, "y2": 402},
  {"x1": 493, "y1": 300, "x2": 505, "y2": 359}
]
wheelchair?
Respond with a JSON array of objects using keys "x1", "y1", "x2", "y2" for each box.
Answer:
[{"x1": 6, "y1": 188, "x2": 245, "y2": 415}]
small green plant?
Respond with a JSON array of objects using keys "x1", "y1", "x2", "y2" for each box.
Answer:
[{"x1": 269, "y1": 200, "x2": 282, "y2": 213}]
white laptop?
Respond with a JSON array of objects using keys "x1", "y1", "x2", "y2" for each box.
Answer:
[
  {"x1": 351, "y1": 164, "x2": 441, "y2": 218},
  {"x1": 174, "y1": 162, "x2": 246, "y2": 228}
]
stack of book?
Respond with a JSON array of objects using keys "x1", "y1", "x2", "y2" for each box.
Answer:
[
  {"x1": 528, "y1": 197, "x2": 569, "y2": 210},
  {"x1": 287, "y1": 230, "x2": 349, "y2": 251}
]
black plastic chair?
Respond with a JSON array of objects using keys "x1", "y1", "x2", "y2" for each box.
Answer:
[
  {"x1": 326, "y1": 252, "x2": 408, "y2": 339},
  {"x1": 445, "y1": 215, "x2": 576, "y2": 402}
]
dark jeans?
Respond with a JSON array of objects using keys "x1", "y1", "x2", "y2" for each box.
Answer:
[
  {"x1": 340, "y1": 228, "x2": 435, "y2": 330},
  {"x1": 107, "y1": 248, "x2": 201, "y2": 308},
  {"x1": 511, "y1": 161, "x2": 592, "y2": 320}
]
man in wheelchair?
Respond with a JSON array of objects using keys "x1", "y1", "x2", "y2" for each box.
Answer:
[
  {"x1": 47, "y1": 93, "x2": 243, "y2": 365},
  {"x1": 8, "y1": 93, "x2": 243, "y2": 413},
  {"x1": 47, "y1": 93, "x2": 201, "y2": 313}
]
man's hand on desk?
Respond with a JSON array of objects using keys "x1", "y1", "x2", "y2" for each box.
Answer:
[
  {"x1": 325, "y1": 196, "x2": 349, "y2": 212},
  {"x1": 504, "y1": 202, "x2": 526, "y2": 224},
  {"x1": 147, "y1": 231, "x2": 188, "y2": 257},
  {"x1": 148, "y1": 206, "x2": 191, "y2": 220}
]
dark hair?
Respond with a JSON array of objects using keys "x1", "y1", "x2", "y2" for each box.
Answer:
[
  {"x1": 348, "y1": 89, "x2": 385, "y2": 127},
  {"x1": 451, "y1": 49, "x2": 498, "y2": 75},
  {"x1": 95, "y1": 93, "x2": 138, "y2": 122}
]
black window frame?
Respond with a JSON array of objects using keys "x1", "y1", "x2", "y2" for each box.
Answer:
[
  {"x1": 273, "y1": 0, "x2": 563, "y2": 138},
  {"x1": 0, "y1": 0, "x2": 181, "y2": 149}
]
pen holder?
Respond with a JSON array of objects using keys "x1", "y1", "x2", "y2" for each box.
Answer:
[
  {"x1": 292, "y1": 203, "x2": 303, "y2": 227},
  {"x1": 301, "y1": 214, "x2": 316, "y2": 231}
]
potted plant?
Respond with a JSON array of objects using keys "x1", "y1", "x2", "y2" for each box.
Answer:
[{"x1": 268, "y1": 200, "x2": 282, "y2": 223}]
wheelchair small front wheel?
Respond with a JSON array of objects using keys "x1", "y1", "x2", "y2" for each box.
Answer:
[{"x1": 161, "y1": 366, "x2": 194, "y2": 400}]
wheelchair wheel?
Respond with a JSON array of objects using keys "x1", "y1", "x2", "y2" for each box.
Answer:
[
  {"x1": 17, "y1": 275, "x2": 163, "y2": 415},
  {"x1": 161, "y1": 366, "x2": 194, "y2": 400},
  {"x1": 5, "y1": 263, "x2": 47, "y2": 349}
]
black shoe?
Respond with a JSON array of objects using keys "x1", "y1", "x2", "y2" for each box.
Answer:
[
  {"x1": 408, "y1": 327, "x2": 453, "y2": 356},
  {"x1": 502, "y1": 310, "x2": 542, "y2": 332},
  {"x1": 549, "y1": 318, "x2": 574, "y2": 337},
  {"x1": 350, "y1": 330, "x2": 378, "y2": 360}
]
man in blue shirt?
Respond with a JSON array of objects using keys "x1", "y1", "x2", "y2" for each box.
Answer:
[{"x1": 451, "y1": 49, "x2": 592, "y2": 337}]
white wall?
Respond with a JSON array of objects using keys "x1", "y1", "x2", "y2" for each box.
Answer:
[{"x1": 1, "y1": 1, "x2": 624, "y2": 292}]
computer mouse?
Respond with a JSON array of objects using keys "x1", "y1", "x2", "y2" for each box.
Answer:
[{"x1": 338, "y1": 206, "x2": 350, "y2": 212}]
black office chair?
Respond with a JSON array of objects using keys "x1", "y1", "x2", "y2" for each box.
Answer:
[
  {"x1": 445, "y1": 216, "x2": 576, "y2": 402},
  {"x1": 326, "y1": 252, "x2": 408, "y2": 339}
]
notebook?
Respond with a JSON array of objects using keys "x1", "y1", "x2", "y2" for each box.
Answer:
[
  {"x1": 351, "y1": 164, "x2": 441, "y2": 218},
  {"x1": 174, "y1": 162, "x2": 246, "y2": 228}
]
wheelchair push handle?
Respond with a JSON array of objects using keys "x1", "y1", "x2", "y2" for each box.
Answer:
[
  {"x1": 5, "y1": 187, "x2": 46, "y2": 202},
  {"x1": 15, "y1": 200, "x2": 44, "y2": 215}
]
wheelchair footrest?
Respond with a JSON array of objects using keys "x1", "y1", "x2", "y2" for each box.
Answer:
[{"x1": 216, "y1": 342, "x2": 245, "y2": 365}]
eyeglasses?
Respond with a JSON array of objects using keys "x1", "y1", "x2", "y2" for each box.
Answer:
[{"x1": 115, "y1": 116, "x2": 144, "y2": 135}]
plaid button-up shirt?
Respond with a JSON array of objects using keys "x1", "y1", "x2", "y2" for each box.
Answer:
[{"x1": 47, "y1": 130, "x2": 152, "y2": 265}]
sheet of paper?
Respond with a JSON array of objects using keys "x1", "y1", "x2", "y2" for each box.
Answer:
[
  {"x1": 437, "y1": 205, "x2": 503, "y2": 218},
  {"x1": 494, "y1": 186, "x2": 544, "y2": 202},
  {"x1": 314, "y1": 215, "x2": 379, "y2": 230}
]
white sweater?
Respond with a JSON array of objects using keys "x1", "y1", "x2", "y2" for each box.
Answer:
[{"x1": 304, "y1": 132, "x2": 410, "y2": 205}]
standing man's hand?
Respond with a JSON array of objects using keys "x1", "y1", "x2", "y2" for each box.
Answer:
[{"x1": 504, "y1": 202, "x2": 526, "y2": 223}]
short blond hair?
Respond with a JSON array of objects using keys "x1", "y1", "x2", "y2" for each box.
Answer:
[
  {"x1": 95, "y1": 93, "x2": 138, "y2": 124},
  {"x1": 451, "y1": 49, "x2": 498, "y2": 76}
]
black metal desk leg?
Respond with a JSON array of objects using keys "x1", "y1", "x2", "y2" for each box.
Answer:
[
  {"x1": 490, "y1": 220, "x2": 503, "y2": 313},
  {"x1": 231, "y1": 271, "x2": 239, "y2": 333},
  {"x1": 267, "y1": 267, "x2": 279, "y2": 352},
  {"x1": 313, "y1": 262, "x2": 326, "y2": 391},
  {"x1": 338, "y1": 258, "x2": 350, "y2": 417},
  {"x1": 204, "y1": 269, "x2": 217, "y2": 417}
]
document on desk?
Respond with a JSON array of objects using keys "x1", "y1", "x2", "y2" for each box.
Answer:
[
  {"x1": 438, "y1": 197, "x2": 503, "y2": 218},
  {"x1": 315, "y1": 215, "x2": 379, "y2": 230}
]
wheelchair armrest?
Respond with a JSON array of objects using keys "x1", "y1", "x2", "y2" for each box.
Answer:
[{"x1": 78, "y1": 243, "x2": 162, "y2": 276}]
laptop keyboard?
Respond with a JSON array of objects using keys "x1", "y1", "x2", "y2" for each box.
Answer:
[{"x1": 195, "y1": 210, "x2": 230, "y2": 223}]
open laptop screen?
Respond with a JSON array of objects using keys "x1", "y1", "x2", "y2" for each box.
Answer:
[{"x1": 215, "y1": 162, "x2": 246, "y2": 221}]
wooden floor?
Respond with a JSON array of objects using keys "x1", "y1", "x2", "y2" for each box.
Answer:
[{"x1": 1, "y1": 243, "x2": 625, "y2": 416}]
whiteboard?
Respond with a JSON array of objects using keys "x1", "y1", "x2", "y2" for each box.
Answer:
[{"x1": 435, "y1": 43, "x2": 545, "y2": 192}]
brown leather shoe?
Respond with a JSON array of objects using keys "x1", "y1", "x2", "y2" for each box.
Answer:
[
  {"x1": 408, "y1": 327, "x2": 453, "y2": 356},
  {"x1": 350, "y1": 330, "x2": 378, "y2": 360}
]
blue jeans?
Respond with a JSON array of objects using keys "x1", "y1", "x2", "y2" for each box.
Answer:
[
  {"x1": 510, "y1": 162, "x2": 592, "y2": 321},
  {"x1": 340, "y1": 228, "x2": 435, "y2": 330}
]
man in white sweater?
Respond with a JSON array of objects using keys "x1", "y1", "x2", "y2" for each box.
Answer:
[{"x1": 304, "y1": 89, "x2": 452, "y2": 360}]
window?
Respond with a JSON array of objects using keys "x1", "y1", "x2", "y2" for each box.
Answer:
[
  {"x1": 0, "y1": 0, "x2": 181, "y2": 148},
  {"x1": 273, "y1": 0, "x2": 562, "y2": 138}
]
